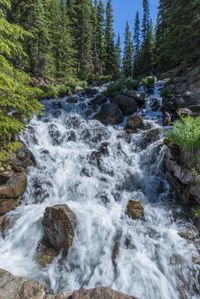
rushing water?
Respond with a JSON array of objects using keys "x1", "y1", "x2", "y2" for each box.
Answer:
[{"x1": 0, "y1": 83, "x2": 200, "y2": 299}]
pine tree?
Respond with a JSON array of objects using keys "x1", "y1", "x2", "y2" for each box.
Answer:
[
  {"x1": 104, "y1": 0, "x2": 115, "y2": 77},
  {"x1": 113, "y1": 33, "x2": 122, "y2": 79},
  {"x1": 96, "y1": 0, "x2": 105, "y2": 76},
  {"x1": 72, "y1": 0, "x2": 93, "y2": 79},
  {"x1": 134, "y1": 11, "x2": 140, "y2": 61},
  {"x1": 156, "y1": 0, "x2": 200, "y2": 70},
  {"x1": 45, "y1": 0, "x2": 74, "y2": 80},
  {"x1": 11, "y1": 0, "x2": 51, "y2": 78},
  {"x1": 0, "y1": 0, "x2": 41, "y2": 140},
  {"x1": 123, "y1": 22, "x2": 134, "y2": 77},
  {"x1": 91, "y1": 1, "x2": 101, "y2": 78},
  {"x1": 142, "y1": 0, "x2": 150, "y2": 42}
]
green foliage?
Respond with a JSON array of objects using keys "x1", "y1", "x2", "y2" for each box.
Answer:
[
  {"x1": 0, "y1": 0, "x2": 42, "y2": 140},
  {"x1": 161, "y1": 86, "x2": 171, "y2": 98},
  {"x1": 0, "y1": 141, "x2": 23, "y2": 168},
  {"x1": 192, "y1": 206, "x2": 200, "y2": 219},
  {"x1": 156, "y1": 0, "x2": 200, "y2": 70},
  {"x1": 123, "y1": 22, "x2": 134, "y2": 77},
  {"x1": 165, "y1": 117, "x2": 200, "y2": 150},
  {"x1": 40, "y1": 79, "x2": 87, "y2": 99},
  {"x1": 142, "y1": 76, "x2": 156, "y2": 88},
  {"x1": 104, "y1": 79, "x2": 126, "y2": 97}
]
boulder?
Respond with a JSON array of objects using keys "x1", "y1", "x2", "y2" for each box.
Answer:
[
  {"x1": 0, "y1": 197, "x2": 21, "y2": 215},
  {"x1": 0, "y1": 216, "x2": 9, "y2": 237},
  {"x1": 39, "y1": 204, "x2": 76, "y2": 259},
  {"x1": 177, "y1": 108, "x2": 192, "y2": 117},
  {"x1": 89, "y1": 94, "x2": 106, "y2": 106},
  {"x1": 0, "y1": 172, "x2": 27, "y2": 199},
  {"x1": 126, "y1": 200, "x2": 144, "y2": 220},
  {"x1": 124, "y1": 90, "x2": 146, "y2": 106},
  {"x1": 12, "y1": 146, "x2": 36, "y2": 172},
  {"x1": 111, "y1": 95, "x2": 138, "y2": 115},
  {"x1": 126, "y1": 115, "x2": 144, "y2": 131},
  {"x1": 94, "y1": 103, "x2": 124, "y2": 125},
  {"x1": 139, "y1": 128, "x2": 161, "y2": 150},
  {"x1": 70, "y1": 287, "x2": 137, "y2": 299},
  {"x1": 85, "y1": 87, "x2": 98, "y2": 97}
]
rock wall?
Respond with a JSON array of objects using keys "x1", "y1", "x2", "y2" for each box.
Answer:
[
  {"x1": 165, "y1": 142, "x2": 200, "y2": 205},
  {"x1": 162, "y1": 66, "x2": 200, "y2": 115}
]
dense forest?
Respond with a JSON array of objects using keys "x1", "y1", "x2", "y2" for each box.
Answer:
[{"x1": 0, "y1": 0, "x2": 200, "y2": 142}]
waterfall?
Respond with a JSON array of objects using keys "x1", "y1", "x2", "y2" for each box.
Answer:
[{"x1": 0, "y1": 83, "x2": 199, "y2": 299}]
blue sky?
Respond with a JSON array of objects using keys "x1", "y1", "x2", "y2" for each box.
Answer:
[{"x1": 103, "y1": 0, "x2": 159, "y2": 45}]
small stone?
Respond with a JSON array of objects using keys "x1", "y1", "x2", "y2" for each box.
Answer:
[
  {"x1": 125, "y1": 115, "x2": 144, "y2": 131},
  {"x1": 126, "y1": 200, "x2": 144, "y2": 220}
]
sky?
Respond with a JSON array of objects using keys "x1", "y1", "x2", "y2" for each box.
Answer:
[{"x1": 103, "y1": 0, "x2": 159, "y2": 45}]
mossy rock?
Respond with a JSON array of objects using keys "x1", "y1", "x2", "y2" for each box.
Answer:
[{"x1": 126, "y1": 200, "x2": 144, "y2": 220}]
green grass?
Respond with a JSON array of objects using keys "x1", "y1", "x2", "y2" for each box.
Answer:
[
  {"x1": 165, "y1": 116, "x2": 200, "y2": 150},
  {"x1": 104, "y1": 77, "x2": 139, "y2": 97},
  {"x1": 192, "y1": 206, "x2": 200, "y2": 219},
  {"x1": 40, "y1": 78, "x2": 87, "y2": 99},
  {"x1": 141, "y1": 76, "x2": 157, "y2": 88}
]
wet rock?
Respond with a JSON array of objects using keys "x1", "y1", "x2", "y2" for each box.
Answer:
[
  {"x1": 94, "y1": 103, "x2": 124, "y2": 125},
  {"x1": 0, "y1": 216, "x2": 9, "y2": 237},
  {"x1": 0, "y1": 172, "x2": 27, "y2": 199},
  {"x1": 0, "y1": 268, "x2": 137, "y2": 299},
  {"x1": 85, "y1": 87, "x2": 98, "y2": 97},
  {"x1": 139, "y1": 128, "x2": 161, "y2": 150},
  {"x1": 12, "y1": 146, "x2": 36, "y2": 172},
  {"x1": 37, "y1": 239, "x2": 58, "y2": 267},
  {"x1": 125, "y1": 115, "x2": 144, "y2": 131},
  {"x1": 112, "y1": 242, "x2": 120, "y2": 267},
  {"x1": 123, "y1": 90, "x2": 146, "y2": 106},
  {"x1": 150, "y1": 97, "x2": 161, "y2": 112},
  {"x1": 99, "y1": 142, "x2": 109, "y2": 155},
  {"x1": 0, "y1": 169, "x2": 13, "y2": 185},
  {"x1": 126, "y1": 200, "x2": 144, "y2": 220},
  {"x1": 70, "y1": 287, "x2": 137, "y2": 299},
  {"x1": 111, "y1": 95, "x2": 138, "y2": 116},
  {"x1": 66, "y1": 96, "x2": 79, "y2": 103},
  {"x1": 0, "y1": 197, "x2": 21, "y2": 215},
  {"x1": 39, "y1": 204, "x2": 76, "y2": 263},
  {"x1": 89, "y1": 94, "x2": 106, "y2": 106}
]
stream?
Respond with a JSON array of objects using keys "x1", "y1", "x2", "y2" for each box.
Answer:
[{"x1": 0, "y1": 82, "x2": 200, "y2": 299}]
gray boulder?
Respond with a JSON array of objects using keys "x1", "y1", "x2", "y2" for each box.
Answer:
[{"x1": 94, "y1": 103, "x2": 124, "y2": 125}]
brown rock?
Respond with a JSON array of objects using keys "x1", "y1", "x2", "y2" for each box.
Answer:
[
  {"x1": 0, "y1": 172, "x2": 27, "y2": 199},
  {"x1": 0, "y1": 216, "x2": 9, "y2": 236},
  {"x1": 126, "y1": 115, "x2": 144, "y2": 131},
  {"x1": 41, "y1": 204, "x2": 76, "y2": 255},
  {"x1": 18, "y1": 280, "x2": 46, "y2": 299},
  {"x1": 0, "y1": 197, "x2": 21, "y2": 215},
  {"x1": 126, "y1": 200, "x2": 144, "y2": 220},
  {"x1": 70, "y1": 287, "x2": 137, "y2": 299},
  {"x1": 37, "y1": 239, "x2": 58, "y2": 267}
]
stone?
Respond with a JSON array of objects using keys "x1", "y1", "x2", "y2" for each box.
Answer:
[
  {"x1": 70, "y1": 287, "x2": 137, "y2": 299},
  {"x1": 85, "y1": 88, "x2": 98, "y2": 97},
  {"x1": 41, "y1": 204, "x2": 76, "y2": 255},
  {"x1": 126, "y1": 200, "x2": 144, "y2": 220},
  {"x1": 139, "y1": 128, "x2": 161, "y2": 150},
  {"x1": 125, "y1": 115, "x2": 144, "y2": 131},
  {"x1": 37, "y1": 239, "x2": 58, "y2": 267},
  {"x1": 0, "y1": 172, "x2": 27, "y2": 199},
  {"x1": 111, "y1": 95, "x2": 138, "y2": 115},
  {"x1": 177, "y1": 108, "x2": 192, "y2": 117},
  {"x1": 0, "y1": 268, "x2": 137, "y2": 299},
  {"x1": 94, "y1": 103, "x2": 124, "y2": 125},
  {"x1": 0, "y1": 197, "x2": 21, "y2": 215},
  {"x1": 0, "y1": 216, "x2": 9, "y2": 236},
  {"x1": 124, "y1": 90, "x2": 146, "y2": 106},
  {"x1": 66, "y1": 96, "x2": 79, "y2": 103},
  {"x1": 89, "y1": 94, "x2": 106, "y2": 106}
]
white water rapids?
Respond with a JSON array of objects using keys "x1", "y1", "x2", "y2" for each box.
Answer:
[{"x1": 0, "y1": 83, "x2": 200, "y2": 299}]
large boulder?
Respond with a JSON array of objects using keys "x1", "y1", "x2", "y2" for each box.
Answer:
[
  {"x1": 37, "y1": 204, "x2": 76, "y2": 266},
  {"x1": 89, "y1": 94, "x2": 106, "y2": 106},
  {"x1": 123, "y1": 90, "x2": 146, "y2": 106},
  {"x1": 70, "y1": 287, "x2": 137, "y2": 299},
  {"x1": 0, "y1": 172, "x2": 27, "y2": 199},
  {"x1": 94, "y1": 103, "x2": 124, "y2": 125},
  {"x1": 126, "y1": 200, "x2": 144, "y2": 220},
  {"x1": 138, "y1": 128, "x2": 161, "y2": 150},
  {"x1": 126, "y1": 115, "x2": 144, "y2": 131},
  {"x1": 111, "y1": 95, "x2": 138, "y2": 115}
]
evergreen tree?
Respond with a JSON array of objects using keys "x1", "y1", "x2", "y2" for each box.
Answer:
[
  {"x1": 123, "y1": 22, "x2": 134, "y2": 77},
  {"x1": 134, "y1": 11, "x2": 140, "y2": 61},
  {"x1": 96, "y1": 0, "x2": 105, "y2": 76},
  {"x1": 72, "y1": 0, "x2": 93, "y2": 79},
  {"x1": 0, "y1": 0, "x2": 41, "y2": 140},
  {"x1": 91, "y1": 1, "x2": 101, "y2": 78},
  {"x1": 156, "y1": 0, "x2": 200, "y2": 70},
  {"x1": 113, "y1": 33, "x2": 122, "y2": 79},
  {"x1": 104, "y1": 0, "x2": 115, "y2": 77},
  {"x1": 142, "y1": 0, "x2": 150, "y2": 42},
  {"x1": 11, "y1": 0, "x2": 51, "y2": 78}
]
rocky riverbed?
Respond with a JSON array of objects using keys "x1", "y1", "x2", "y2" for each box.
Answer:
[{"x1": 0, "y1": 80, "x2": 200, "y2": 299}]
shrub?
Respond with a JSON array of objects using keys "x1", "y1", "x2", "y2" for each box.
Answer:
[
  {"x1": 0, "y1": 141, "x2": 23, "y2": 169},
  {"x1": 141, "y1": 76, "x2": 157, "y2": 88},
  {"x1": 165, "y1": 116, "x2": 200, "y2": 150}
]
